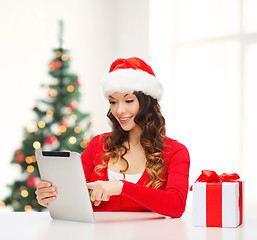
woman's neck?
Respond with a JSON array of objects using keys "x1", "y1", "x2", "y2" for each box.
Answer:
[{"x1": 128, "y1": 126, "x2": 142, "y2": 147}]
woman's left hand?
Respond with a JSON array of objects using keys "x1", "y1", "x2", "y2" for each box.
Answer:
[{"x1": 87, "y1": 180, "x2": 124, "y2": 207}]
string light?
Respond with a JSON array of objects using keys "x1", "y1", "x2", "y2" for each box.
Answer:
[
  {"x1": 84, "y1": 131, "x2": 91, "y2": 140},
  {"x1": 27, "y1": 165, "x2": 34, "y2": 173},
  {"x1": 27, "y1": 128, "x2": 32, "y2": 133},
  {"x1": 33, "y1": 141, "x2": 41, "y2": 149},
  {"x1": 32, "y1": 156, "x2": 37, "y2": 162},
  {"x1": 80, "y1": 141, "x2": 88, "y2": 148},
  {"x1": 27, "y1": 121, "x2": 38, "y2": 133},
  {"x1": 70, "y1": 114, "x2": 77, "y2": 121},
  {"x1": 65, "y1": 107, "x2": 72, "y2": 114},
  {"x1": 60, "y1": 126, "x2": 67, "y2": 133},
  {"x1": 53, "y1": 78, "x2": 58, "y2": 85},
  {"x1": 0, "y1": 201, "x2": 5, "y2": 208},
  {"x1": 24, "y1": 205, "x2": 32, "y2": 212},
  {"x1": 61, "y1": 54, "x2": 69, "y2": 61},
  {"x1": 21, "y1": 190, "x2": 29, "y2": 198},
  {"x1": 56, "y1": 131, "x2": 62, "y2": 136},
  {"x1": 49, "y1": 89, "x2": 58, "y2": 97},
  {"x1": 26, "y1": 157, "x2": 33, "y2": 164},
  {"x1": 74, "y1": 127, "x2": 81, "y2": 133},
  {"x1": 69, "y1": 136, "x2": 77, "y2": 144},
  {"x1": 46, "y1": 110, "x2": 54, "y2": 117},
  {"x1": 38, "y1": 121, "x2": 45, "y2": 128},
  {"x1": 43, "y1": 85, "x2": 50, "y2": 91},
  {"x1": 49, "y1": 61, "x2": 55, "y2": 72},
  {"x1": 67, "y1": 85, "x2": 74, "y2": 92},
  {"x1": 56, "y1": 51, "x2": 62, "y2": 58}
]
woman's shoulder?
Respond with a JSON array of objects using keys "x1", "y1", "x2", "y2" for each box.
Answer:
[
  {"x1": 163, "y1": 135, "x2": 189, "y2": 155},
  {"x1": 89, "y1": 132, "x2": 111, "y2": 145},
  {"x1": 82, "y1": 132, "x2": 111, "y2": 156}
]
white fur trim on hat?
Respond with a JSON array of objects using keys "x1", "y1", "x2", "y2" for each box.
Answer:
[{"x1": 101, "y1": 68, "x2": 163, "y2": 100}]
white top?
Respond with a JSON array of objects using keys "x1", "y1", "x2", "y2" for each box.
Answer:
[{"x1": 107, "y1": 169, "x2": 143, "y2": 184}]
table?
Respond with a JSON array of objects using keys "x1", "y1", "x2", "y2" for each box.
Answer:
[{"x1": 0, "y1": 210, "x2": 256, "y2": 240}]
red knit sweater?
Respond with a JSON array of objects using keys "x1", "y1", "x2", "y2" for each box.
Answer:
[{"x1": 81, "y1": 132, "x2": 190, "y2": 218}]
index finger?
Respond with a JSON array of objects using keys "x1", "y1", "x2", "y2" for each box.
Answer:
[{"x1": 37, "y1": 181, "x2": 52, "y2": 189}]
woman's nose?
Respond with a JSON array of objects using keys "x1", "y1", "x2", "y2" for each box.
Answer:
[{"x1": 117, "y1": 103, "x2": 126, "y2": 115}]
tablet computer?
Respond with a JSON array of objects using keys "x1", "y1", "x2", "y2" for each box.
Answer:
[{"x1": 35, "y1": 151, "x2": 95, "y2": 223}]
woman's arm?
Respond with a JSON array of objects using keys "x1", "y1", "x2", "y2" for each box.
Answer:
[
  {"x1": 83, "y1": 136, "x2": 190, "y2": 218},
  {"x1": 121, "y1": 146, "x2": 190, "y2": 218},
  {"x1": 80, "y1": 135, "x2": 99, "y2": 182}
]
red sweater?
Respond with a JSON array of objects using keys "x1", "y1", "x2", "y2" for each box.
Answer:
[{"x1": 81, "y1": 132, "x2": 190, "y2": 218}]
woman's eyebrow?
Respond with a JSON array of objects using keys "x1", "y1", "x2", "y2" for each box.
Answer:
[{"x1": 109, "y1": 93, "x2": 129, "y2": 99}]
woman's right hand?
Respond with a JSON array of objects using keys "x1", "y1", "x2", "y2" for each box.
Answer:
[{"x1": 35, "y1": 181, "x2": 57, "y2": 208}]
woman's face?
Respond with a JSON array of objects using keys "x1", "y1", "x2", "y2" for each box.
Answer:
[{"x1": 108, "y1": 92, "x2": 140, "y2": 132}]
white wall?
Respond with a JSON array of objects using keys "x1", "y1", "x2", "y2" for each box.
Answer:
[
  {"x1": 149, "y1": 0, "x2": 257, "y2": 211},
  {"x1": 82, "y1": 0, "x2": 150, "y2": 135}
]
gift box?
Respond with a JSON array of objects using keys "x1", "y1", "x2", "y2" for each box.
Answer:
[{"x1": 191, "y1": 170, "x2": 244, "y2": 228}]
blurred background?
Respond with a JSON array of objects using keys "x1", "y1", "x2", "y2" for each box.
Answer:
[{"x1": 0, "y1": 0, "x2": 256, "y2": 211}]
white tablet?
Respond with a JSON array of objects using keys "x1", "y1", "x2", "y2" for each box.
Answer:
[{"x1": 35, "y1": 151, "x2": 95, "y2": 223}]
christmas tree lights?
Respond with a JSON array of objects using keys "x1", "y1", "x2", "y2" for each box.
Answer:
[{"x1": 2, "y1": 20, "x2": 94, "y2": 211}]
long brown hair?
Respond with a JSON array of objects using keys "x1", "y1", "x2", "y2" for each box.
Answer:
[{"x1": 95, "y1": 91, "x2": 167, "y2": 189}]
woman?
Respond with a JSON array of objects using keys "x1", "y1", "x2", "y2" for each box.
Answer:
[{"x1": 35, "y1": 57, "x2": 190, "y2": 218}]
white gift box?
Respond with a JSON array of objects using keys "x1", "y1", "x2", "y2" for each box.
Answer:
[{"x1": 192, "y1": 181, "x2": 244, "y2": 227}]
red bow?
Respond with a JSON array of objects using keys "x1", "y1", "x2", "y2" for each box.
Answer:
[{"x1": 190, "y1": 170, "x2": 240, "y2": 191}]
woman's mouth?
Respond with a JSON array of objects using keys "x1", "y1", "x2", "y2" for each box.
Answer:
[{"x1": 119, "y1": 116, "x2": 133, "y2": 123}]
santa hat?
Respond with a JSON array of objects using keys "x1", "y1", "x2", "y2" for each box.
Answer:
[{"x1": 101, "y1": 57, "x2": 163, "y2": 100}]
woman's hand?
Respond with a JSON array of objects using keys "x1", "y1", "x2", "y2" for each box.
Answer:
[
  {"x1": 35, "y1": 181, "x2": 57, "y2": 208},
  {"x1": 87, "y1": 180, "x2": 124, "y2": 207}
]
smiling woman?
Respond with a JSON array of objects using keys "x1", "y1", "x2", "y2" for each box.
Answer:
[
  {"x1": 108, "y1": 92, "x2": 140, "y2": 132},
  {"x1": 35, "y1": 57, "x2": 190, "y2": 218},
  {"x1": 97, "y1": 88, "x2": 167, "y2": 188}
]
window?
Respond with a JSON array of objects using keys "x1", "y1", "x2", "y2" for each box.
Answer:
[{"x1": 150, "y1": 0, "x2": 257, "y2": 208}]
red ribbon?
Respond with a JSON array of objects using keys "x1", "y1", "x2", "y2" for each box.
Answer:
[{"x1": 190, "y1": 170, "x2": 240, "y2": 191}]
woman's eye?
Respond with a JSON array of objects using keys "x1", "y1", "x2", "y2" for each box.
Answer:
[{"x1": 109, "y1": 100, "x2": 133, "y2": 104}]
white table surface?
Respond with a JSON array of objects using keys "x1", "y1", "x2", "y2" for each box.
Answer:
[{"x1": 0, "y1": 210, "x2": 256, "y2": 240}]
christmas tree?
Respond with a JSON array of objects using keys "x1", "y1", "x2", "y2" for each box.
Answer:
[{"x1": 0, "y1": 20, "x2": 94, "y2": 211}]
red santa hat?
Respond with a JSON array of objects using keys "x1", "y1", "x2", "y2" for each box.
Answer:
[{"x1": 101, "y1": 57, "x2": 163, "y2": 100}]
